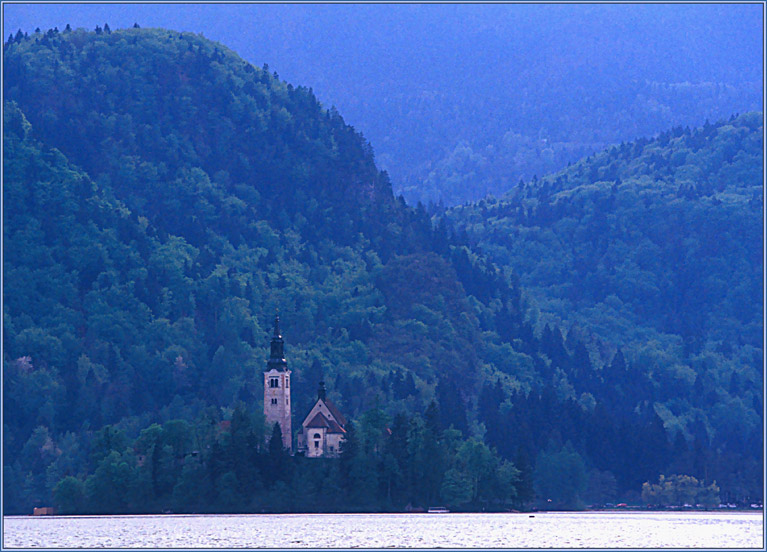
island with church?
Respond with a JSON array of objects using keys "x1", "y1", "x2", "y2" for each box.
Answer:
[
  {"x1": 39, "y1": 309, "x2": 530, "y2": 516},
  {"x1": 263, "y1": 315, "x2": 347, "y2": 458}
]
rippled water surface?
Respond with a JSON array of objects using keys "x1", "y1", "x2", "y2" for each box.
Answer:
[{"x1": 3, "y1": 511, "x2": 764, "y2": 548}]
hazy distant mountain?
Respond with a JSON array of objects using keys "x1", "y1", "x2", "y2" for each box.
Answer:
[{"x1": 3, "y1": 4, "x2": 762, "y2": 205}]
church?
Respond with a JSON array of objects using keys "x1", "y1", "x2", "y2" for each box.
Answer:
[
  {"x1": 295, "y1": 380, "x2": 347, "y2": 457},
  {"x1": 263, "y1": 315, "x2": 346, "y2": 457}
]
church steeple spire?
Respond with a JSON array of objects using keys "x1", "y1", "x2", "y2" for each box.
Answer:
[
  {"x1": 317, "y1": 380, "x2": 327, "y2": 402},
  {"x1": 267, "y1": 314, "x2": 287, "y2": 371},
  {"x1": 263, "y1": 312, "x2": 292, "y2": 452}
]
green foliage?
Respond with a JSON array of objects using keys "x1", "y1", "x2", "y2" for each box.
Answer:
[
  {"x1": 440, "y1": 469, "x2": 473, "y2": 507},
  {"x1": 641, "y1": 474, "x2": 720, "y2": 508},
  {"x1": 85, "y1": 451, "x2": 135, "y2": 513},
  {"x1": 53, "y1": 476, "x2": 86, "y2": 514},
  {"x1": 534, "y1": 442, "x2": 588, "y2": 510},
  {"x1": 4, "y1": 29, "x2": 507, "y2": 509},
  {"x1": 3, "y1": 26, "x2": 760, "y2": 513},
  {"x1": 47, "y1": 405, "x2": 520, "y2": 513},
  {"x1": 447, "y1": 114, "x2": 763, "y2": 505},
  {"x1": 583, "y1": 469, "x2": 618, "y2": 506}
]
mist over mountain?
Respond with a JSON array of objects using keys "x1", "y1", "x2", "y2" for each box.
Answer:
[{"x1": 3, "y1": 4, "x2": 762, "y2": 205}]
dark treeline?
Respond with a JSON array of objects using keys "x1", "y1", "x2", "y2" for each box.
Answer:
[
  {"x1": 50, "y1": 403, "x2": 523, "y2": 514},
  {"x1": 3, "y1": 27, "x2": 761, "y2": 514},
  {"x1": 445, "y1": 113, "x2": 764, "y2": 507}
]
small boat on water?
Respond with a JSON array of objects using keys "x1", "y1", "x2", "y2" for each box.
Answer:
[{"x1": 427, "y1": 506, "x2": 450, "y2": 513}]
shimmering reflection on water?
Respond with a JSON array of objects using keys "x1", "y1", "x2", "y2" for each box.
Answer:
[{"x1": 3, "y1": 511, "x2": 764, "y2": 549}]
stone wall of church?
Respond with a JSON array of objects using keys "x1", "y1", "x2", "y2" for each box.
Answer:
[
  {"x1": 325, "y1": 433, "x2": 344, "y2": 457},
  {"x1": 302, "y1": 428, "x2": 343, "y2": 458},
  {"x1": 305, "y1": 427, "x2": 327, "y2": 458},
  {"x1": 264, "y1": 368, "x2": 292, "y2": 451}
]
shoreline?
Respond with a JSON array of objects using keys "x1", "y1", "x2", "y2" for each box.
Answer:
[{"x1": 5, "y1": 508, "x2": 763, "y2": 518}]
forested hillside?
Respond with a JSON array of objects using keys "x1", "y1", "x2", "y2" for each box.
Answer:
[
  {"x1": 3, "y1": 27, "x2": 762, "y2": 514},
  {"x1": 446, "y1": 114, "x2": 764, "y2": 503},
  {"x1": 3, "y1": 5, "x2": 762, "y2": 206}
]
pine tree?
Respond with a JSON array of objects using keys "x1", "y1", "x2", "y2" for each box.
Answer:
[
  {"x1": 436, "y1": 377, "x2": 468, "y2": 434},
  {"x1": 268, "y1": 423, "x2": 284, "y2": 455},
  {"x1": 422, "y1": 401, "x2": 444, "y2": 503}
]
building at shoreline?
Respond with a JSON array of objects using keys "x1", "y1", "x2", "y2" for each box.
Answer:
[
  {"x1": 263, "y1": 315, "x2": 346, "y2": 456},
  {"x1": 263, "y1": 315, "x2": 292, "y2": 452},
  {"x1": 296, "y1": 381, "x2": 347, "y2": 457}
]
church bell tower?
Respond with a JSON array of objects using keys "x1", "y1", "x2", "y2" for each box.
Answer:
[{"x1": 263, "y1": 315, "x2": 292, "y2": 451}]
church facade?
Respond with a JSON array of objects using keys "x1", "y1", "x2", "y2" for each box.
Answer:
[
  {"x1": 263, "y1": 315, "x2": 346, "y2": 456},
  {"x1": 296, "y1": 381, "x2": 347, "y2": 457}
]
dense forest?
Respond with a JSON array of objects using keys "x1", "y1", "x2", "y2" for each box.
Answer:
[
  {"x1": 3, "y1": 27, "x2": 762, "y2": 514},
  {"x1": 3, "y1": 5, "x2": 762, "y2": 206},
  {"x1": 445, "y1": 113, "x2": 764, "y2": 504}
]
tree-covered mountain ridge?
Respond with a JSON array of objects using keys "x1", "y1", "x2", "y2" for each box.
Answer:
[
  {"x1": 3, "y1": 5, "x2": 762, "y2": 208},
  {"x1": 3, "y1": 27, "x2": 762, "y2": 513},
  {"x1": 3, "y1": 25, "x2": 543, "y2": 513},
  {"x1": 445, "y1": 112, "x2": 763, "y2": 460}
]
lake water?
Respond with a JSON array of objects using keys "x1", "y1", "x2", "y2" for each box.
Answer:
[{"x1": 3, "y1": 511, "x2": 764, "y2": 549}]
